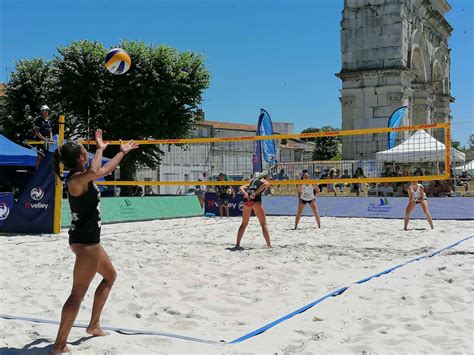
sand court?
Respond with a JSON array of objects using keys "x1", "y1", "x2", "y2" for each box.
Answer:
[{"x1": 1, "y1": 216, "x2": 473, "y2": 354}]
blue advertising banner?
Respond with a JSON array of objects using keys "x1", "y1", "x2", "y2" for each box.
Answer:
[
  {"x1": 259, "y1": 109, "x2": 277, "y2": 164},
  {"x1": 0, "y1": 153, "x2": 55, "y2": 233},
  {"x1": 252, "y1": 114, "x2": 263, "y2": 173},
  {"x1": 204, "y1": 192, "x2": 245, "y2": 217},
  {"x1": 0, "y1": 192, "x2": 14, "y2": 227},
  {"x1": 263, "y1": 196, "x2": 474, "y2": 220},
  {"x1": 387, "y1": 106, "x2": 408, "y2": 149}
]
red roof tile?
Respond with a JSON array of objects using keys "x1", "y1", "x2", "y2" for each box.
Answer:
[{"x1": 196, "y1": 120, "x2": 257, "y2": 132}]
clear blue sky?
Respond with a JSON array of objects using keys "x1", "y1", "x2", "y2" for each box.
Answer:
[{"x1": 1, "y1": 0, "x2": 472, "y2": 145}]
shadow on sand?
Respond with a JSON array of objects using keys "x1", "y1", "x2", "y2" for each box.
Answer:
[{"x1": 0, "y1": 336, "x2": 94, "y2": 354}]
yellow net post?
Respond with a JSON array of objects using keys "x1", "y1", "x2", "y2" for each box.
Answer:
[
  {"x1": 445, "y1": 121, "x2": 451, "y2": 179},
  {"x1": 53, "y1": 115, "x2": 65, "y2": 234}
]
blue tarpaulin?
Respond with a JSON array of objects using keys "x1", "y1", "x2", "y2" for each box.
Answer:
[{"x1": 0, "y1": 135, "x2": 37, "y2": 166}]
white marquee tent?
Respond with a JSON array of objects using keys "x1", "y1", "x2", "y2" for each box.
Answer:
[
  {"x1": 376, "y1": 129, "x2": 465, "y2": 164},
  {"x1": 454, "y1": 160, "x2": 474, "y2": 175}
]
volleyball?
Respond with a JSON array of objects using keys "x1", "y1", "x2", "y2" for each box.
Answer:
[{"x1": 104, "y1": 48, "x2": 131, "y2": 75}]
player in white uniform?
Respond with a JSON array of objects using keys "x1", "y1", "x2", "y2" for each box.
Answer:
[
  {"x1": 295, "y1": 172, "x2": 321, "y2": 230},
  {"x1": 404, "y1": 181, "x2": 434, "y2": 230}
]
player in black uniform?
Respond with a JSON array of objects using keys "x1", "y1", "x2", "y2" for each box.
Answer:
[
  {"x1": 52, "y1": 130, "x2": 138, "y2": 354},
  {"x1": 235, "y1": 172, "x2": 272, "y2": 248}
]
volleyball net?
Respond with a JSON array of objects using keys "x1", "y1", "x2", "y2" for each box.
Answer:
[{"x1": 71, "y1": 122, "x2": 451, "y2": 194}]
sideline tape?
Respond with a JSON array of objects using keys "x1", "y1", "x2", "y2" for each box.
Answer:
[
  {"x1": 227, "y1": 235, "x2": 473, "y2": 344},
  {"x1": 0, "y1": 235, "x2": 472, "y2": 346},
  {"x1": 0, "y1": 314, "x2": 222, "y2": 345}
]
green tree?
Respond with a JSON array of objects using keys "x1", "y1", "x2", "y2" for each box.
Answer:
[
  {"x1": 51, "y1": 40, "x2": 211, "y2": 186},
  {"x1": 3, "y1": 40, "x2": 211, "y2": 193},
  {"x1": 451, "y1": 140, "x2": 462, "y2": 151},
  {"x1": 301, "y1": 126, "x2": 341, "y2": 160},
  {"x1": 1, "y1": 59, "x2": 53, "y2": 142}
]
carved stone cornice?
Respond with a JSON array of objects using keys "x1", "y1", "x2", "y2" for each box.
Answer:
[
  {"x1": 427, "y1": 10, "x2": 453, "y2": 38},
  {"x1": 336, "y1": 67, "x2": 411, "y2": 81}
]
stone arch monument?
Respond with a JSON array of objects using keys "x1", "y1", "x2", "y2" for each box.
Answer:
[{"x1": 337, "y1": 0, "x2": 453, "y2": 159}]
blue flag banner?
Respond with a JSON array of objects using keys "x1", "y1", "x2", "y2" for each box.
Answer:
[
  {"x1": 258, "y1": 109, "x2": 277, "y2": 164},
  {"x1": 0, "y1": 153, "x2": 55, "y2": 233},
  {"x1": 387, "y1": 106, "x2": 408, "y2": 149},
  {"x1": 252, "y1": 114, "x2": 263, "y2": 173}
]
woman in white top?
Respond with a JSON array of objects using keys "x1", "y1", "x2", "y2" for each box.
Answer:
[
  {"x1": 295, "y1": 172, "x2": 321, "y2": 230},
  {"x1": 403, "y1": 181, "x2": 434, "y2": 231}
]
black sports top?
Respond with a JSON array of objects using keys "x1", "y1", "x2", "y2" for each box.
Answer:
[
  {"x1": 216, "y1": 184, "x2": 231, "y2": 198},
  {"x1": 34, "y1": 116, "x2": 52, "y2": 138},
  {"x1": 67, "y1": 171, "x2": 101, "y2": 245},
  {"x1": 245, "y1": 178, "x2": 265, "y2": 203}
]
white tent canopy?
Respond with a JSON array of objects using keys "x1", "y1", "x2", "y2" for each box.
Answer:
[
  {"x1": 376, "y1": 129, "x2": 466, "y2": 163},
  {"x1": 454, "y1": 160, "x2": 474, "y2": 175}
]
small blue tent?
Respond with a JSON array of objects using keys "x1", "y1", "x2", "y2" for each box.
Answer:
[
  {"x1": 0, "y1": 134, "x2": 111, "y2": 167},
  {"x1": 0, "y1": 135, "x2": 37, "y2": 166}
]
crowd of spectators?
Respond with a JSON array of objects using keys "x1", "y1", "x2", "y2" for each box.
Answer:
[
  {"x1": 272, "y1": 165, "x2": 472, "y2": 197},
  {"x1": 209, "y1": 166, "x2": 471, "y2": 199}
]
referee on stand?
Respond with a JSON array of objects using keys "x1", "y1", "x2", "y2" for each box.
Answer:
[{"x1": 33, "y1": 104, "x2": 53, "y2": 168}]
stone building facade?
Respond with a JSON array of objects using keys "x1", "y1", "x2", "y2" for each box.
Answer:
[{"x1": 337, "y1": 0, "x2": 453, "y2": 159}]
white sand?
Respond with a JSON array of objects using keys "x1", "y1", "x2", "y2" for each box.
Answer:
[{"x1": 0, "y1": 216, "x2": 473, "y2": 354}]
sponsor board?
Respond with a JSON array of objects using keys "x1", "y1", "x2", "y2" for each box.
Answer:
[
  {"x1": 119, "y1": 199, "x2": 137, "y2": 216},
  {"x1": 367, "y1": 197, "x2": 392, "y2": 216},
  {"x1": 30, "y1": 187, "x2": 44, "y2": 201},
  {"x1": 205, "y1": 193, "x2": 244, "y2": 216},
  {"x1": 0, "y1": 201, "x2": 10, "y2": 221},
  {"x1": 263, "y1": 196, "x2": 474, "y2": 220}
]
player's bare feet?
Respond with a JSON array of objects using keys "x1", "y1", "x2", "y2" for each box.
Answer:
[
  {"x1": 52, "y1": 344, "x2": 70, "y2": 354},
  {"x1": 86, "y1": 325, "x2": 106, "y2": 336}
]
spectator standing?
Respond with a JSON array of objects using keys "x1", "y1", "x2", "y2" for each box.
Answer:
[
  {"x1": 413, "y1": 166, "x2": 424, "y2": 176},
  {"x1": 327, "y1": 169, "x2": 338, "y2": 196},
  {"x1": 194, "y1": 179, "x2": 206, "y2": 209},
  {"x1": 215, "y1": 173, "x2": 235, "y2": 217},
  {"x1": 351, "y1": 167, "x2": 366, "y2": 196},
  {"x1": 381, "y1": 166, "x2": 392, "y2": 177},
  {"x1": 335, "y1": 169, "x2": 345, "y2": 193},
  {"x1": 319, "y1": 168, "x2": 329, "y2": 191}
]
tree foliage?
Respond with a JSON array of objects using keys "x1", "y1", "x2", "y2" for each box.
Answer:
[
  {"x1": 1, "y1": 58, "x2": 53, "y2": 141},
  {"x1": 1, "y1": 40, "x2": 211, "y2": 183},
  {"x1": 301, "y1": 126, "x2": 341, "y2": 160}
]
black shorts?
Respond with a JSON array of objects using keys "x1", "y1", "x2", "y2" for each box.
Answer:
[
  {"x1": 300, "y1": 199, "x2": 314, "y2": 205},
  {"x1": 218, "y1": 197, "x2": 229, "y2": 206},
  {"x1": 68, "y1": 229, "x2": 101, "y2": 245},
  {"x1": 244, "y1": 198, "x2": 262, "y2": 205}
]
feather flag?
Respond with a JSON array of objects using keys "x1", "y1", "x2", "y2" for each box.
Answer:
[
  {"x1": 387, "y1": 106, "x2": 408, "y2": 149},
  {"x1": 253, "y1": 109, "x2": 277, "y2": 173}
]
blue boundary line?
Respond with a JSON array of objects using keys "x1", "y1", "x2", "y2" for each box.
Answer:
[
  {"x1": 0, "y1": 236, "x2": 472, "y2": 346},
  {"x1": 227, "y1": 235, "x2": 473, "y2": 344}
]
